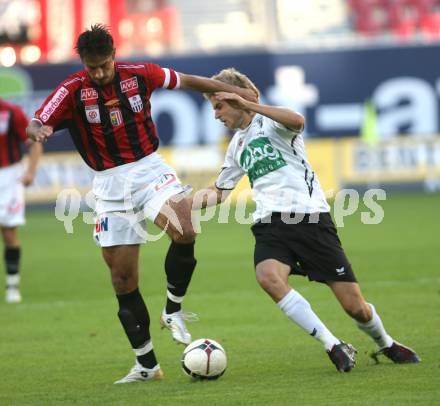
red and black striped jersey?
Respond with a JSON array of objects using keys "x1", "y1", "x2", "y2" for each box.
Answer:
[
  {"x1": 0, "y1": 98, "x2": 29, "y2": 168},
  {"x1": 34, "y1": 62, "x2": 180, "y2": 171}
]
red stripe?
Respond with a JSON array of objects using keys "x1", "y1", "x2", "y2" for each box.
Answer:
[
  {"x1": 169, "y1": 69, "x2": 177, "y2": 89},
  {"x1": 0, "y1": 137, "x2": 8, "y2": 167},
  {"x1": 11, "y1": 137, "x2": 21, "y2": 163}
]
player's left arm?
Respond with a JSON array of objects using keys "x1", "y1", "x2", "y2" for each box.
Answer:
[
  {"x1": 214, "y1": 92, "x2": 304, "y2": 131},
  {"x1": 12, "y1": 105, "x2": 43, "y2": 186},
  {"x1": 21, "y1": 141, "x2": 43, "y2": 186},
  {"x1": 178, "y1": 73, "x2": 258, "y2": 103}
]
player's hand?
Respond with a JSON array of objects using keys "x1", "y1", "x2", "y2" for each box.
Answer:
[
  {"x1": 214, "y1": 92, "x2": 251, "y2": 110},
  {"x1": 31, "y1": 125, "x2": 53, "y2": 143},
  {"x1": 20, "y1": 171, "x2": 35, "y2": 187},
  {"x1": 238, "y1": 88, "x2": 258, "y2": 103}
]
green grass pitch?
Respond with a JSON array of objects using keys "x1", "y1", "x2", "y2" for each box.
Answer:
[{"x1": 1, "y1": 193, "x2": 439, "y2": 405}]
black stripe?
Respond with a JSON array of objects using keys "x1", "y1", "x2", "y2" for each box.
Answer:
[
  {"x1": 6, "y1": 110, "x2": 17, "y2": 164},
  {"x1": 94, "y1": 86, "x2": 125, "y2": 167},
  {"x1": 302, "y1": 159, "x2": 314, "y2": 197},
  {"x1": 68, "y1": 121, "x2": 93, "y2": 169},
  {"x1": 137, "y1": 75, "x2": 159, "y2": 151},
  {"x1": 291, "y1": 138, "x2": 313, "y2": 197},
  {"x1": 114, "y1": 72, "x2": 145, "y2": 160},
  {"x1": 74, "y1": 88, "x2": 104, "y2": 170}
]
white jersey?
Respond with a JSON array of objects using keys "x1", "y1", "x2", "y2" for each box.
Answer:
[{"x1": 215, "y1": 113, "x2": 330, "y2": 221}]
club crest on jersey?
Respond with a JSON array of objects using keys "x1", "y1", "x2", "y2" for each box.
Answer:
[
  {"x1": 120, "y1": 77, "x2": 138, "y2": 93},
  {"x1": 128, "y1": 95, "x2": 143, "y2": 113},
  {"x1": 109, "y1": 108, "x2": 123, "y2": 126},
  {"x1": 80, "y1": 88, "x2": 98, "y2": 101},
  {"x1": 85, "y1": 105, "x2": 101, "y2": 123}
]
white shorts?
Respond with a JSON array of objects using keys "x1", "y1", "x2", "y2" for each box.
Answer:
[
  {"x1": 93, "y1": 152, "x2": 185, "y2": 247},
  {"x1": 0, "y1": 163, "x2": 25, "y2": 228}
]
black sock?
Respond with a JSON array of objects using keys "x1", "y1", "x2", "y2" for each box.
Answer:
[
  {"x1": 165, "y1": 241, "x2": 197, "y2": 314},
  {"x1": 5, "y1": 247, "x2": 20, "y2": 276},
  {"x1": 116, "y1": 288, "x2": 157, "y2": 368}
]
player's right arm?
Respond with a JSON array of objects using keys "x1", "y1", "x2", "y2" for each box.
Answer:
[
  {"x1": 190, "y1": 186, "x2": 230, "y2": 210},
  {"x1": 26, "y1": 81, "x2": 74, "y2": 143}
]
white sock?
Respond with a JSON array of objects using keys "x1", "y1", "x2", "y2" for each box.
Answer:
[
  {"x1": 356, "y1": 303, "x2": 393, "y2": 349},
  {"x1": 277, "y1": 289, "x2": 340, "y2": 351},
  {"x1": 6, "y1": 274, "x2": 20, "y2": 288}
]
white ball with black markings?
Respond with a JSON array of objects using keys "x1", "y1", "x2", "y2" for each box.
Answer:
[{"x1": 181, "y1": 338, "x2": 227, "y2": 380}]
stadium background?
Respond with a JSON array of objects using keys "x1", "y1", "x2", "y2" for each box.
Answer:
[
  {"x1": 1, "y1": 0, "x2": 440, "y2": 203},
  {"x1": 1, "y1": 1, "x2": 439, "y2": 405}
]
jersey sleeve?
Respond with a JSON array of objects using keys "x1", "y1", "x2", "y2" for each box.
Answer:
[
  {"x1": 11, "y1": 104, "x2": 29, "y2": 142},
  {"x1": 34, "y1": 84, "x2": 73, "y2": 128},
  {"x1": 215, "y1": 139, "x2": 245, "y2": 190},
  {"x1": 143, "y1": 63, "x2": 180, "y2": 91},
  {"x1": 269, "y1": 112, "x2": 303, "y2": 143}
]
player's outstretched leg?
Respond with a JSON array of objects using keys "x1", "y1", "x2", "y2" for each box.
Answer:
[
  {"x1": 329, "y1": 282, "x2": 420, "y2": 365},
  {"x1": 357, "y1": 304, "x2": 420, "y2": 364},
  {"x1": 160, "y1": 241, "x2": 197, "y2": 345},
  {"x1": 155, "y1": 197, "x2": 198, "y2": 345}
]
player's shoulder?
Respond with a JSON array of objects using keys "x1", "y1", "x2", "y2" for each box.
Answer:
[
  {"x1": 0, "y1": 98, "x2": 16, "y2": 110},
  {"x1": 0, "y1": 98, "x2": 25, "y2": 115},
  {"x1": 59, "y1": 71, "x2": 86, "y2": 92},
  {"x1": 227, "y1": 131, "x2": 245, "y2": 152}
]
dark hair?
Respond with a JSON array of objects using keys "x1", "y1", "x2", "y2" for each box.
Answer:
[{"x1": 75, "y1": 24, "x2": 114, "y2": 59}]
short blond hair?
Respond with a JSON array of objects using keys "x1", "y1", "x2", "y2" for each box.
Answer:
[{"x1": 205, "y1": 68, "x2": 260, "y2": 100}]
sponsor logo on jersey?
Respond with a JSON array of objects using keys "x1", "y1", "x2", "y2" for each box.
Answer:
[
  {"x1": 40, "y1": 86, "x2": 69, "y2": 123},
  {"x1": 80, "y1": 88, "x2": 98, "y2": 100},
  {"x1": 0, "y1": 111, "x2": 10, "y2": 134},
  {"x1": 85, "y1": 105, "x2": 101, "y2": 124},
  {"x1": 239, "y1": 137, "x2": 287, "y2": 185},
  {"x1": 95, "y1": 217, "x2": 109, "y2": 233},
  {"x1": 120, "y1": 77, "x2": 138, "y2": 93},
  {"x1": 110, "y1": 108, "x2": 123, "y2": 126},
  {"x1": 128, "y1": 95, "x2": 143, "y2": 113},
  {"x1": 154, "y1": 173, "x2": 177, "y2": 191}
]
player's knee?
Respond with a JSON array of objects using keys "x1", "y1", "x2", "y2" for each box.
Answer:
[
  {"x1": 171, "y1": 223, "x2": 196, "y2": 244},
  {"x1": 344, "y1": 302, "x2": 370, "y2": 322},
  {"x1": 255, "y1": 266, "x2": 277, "y2": 291},
  {"x1": 111, "y1": 273, "x2": 136, "y2": 293}
]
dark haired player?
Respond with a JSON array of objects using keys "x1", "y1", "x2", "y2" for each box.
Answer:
[{"x1": 27, "y1": 24, "x2": 256, "y2": 384}]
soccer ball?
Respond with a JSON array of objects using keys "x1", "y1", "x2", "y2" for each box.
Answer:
[{"x1": 181, "y1": 338, "x2": 227, "y2": 380}]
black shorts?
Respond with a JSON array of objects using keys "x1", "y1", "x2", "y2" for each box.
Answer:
[{"x1": 251, "y1": 212, "x2": 356, "y2": 283}]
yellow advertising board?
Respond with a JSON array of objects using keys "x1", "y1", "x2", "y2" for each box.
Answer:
[{"x1": 23, "y1": 136, "x2": 440, "y2": 204}]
